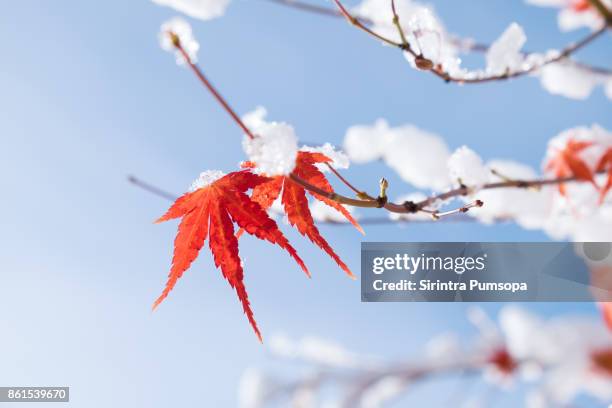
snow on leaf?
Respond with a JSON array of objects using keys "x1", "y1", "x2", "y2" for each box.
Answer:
[
  {"x1": 152, "y1": 0, "x2": 231, "y2": 21},
  {"x1": 154, "y1": 170, "x2": 308, "y2": 340},
  {"x1": 242, "y1": 107, "x2": 298, "y2": 176},
  {"x1": 189, "y1": 170, "x2": 225, "y2": 191},
  {"x1": 300, "y1": 143, "x2": 350, "y2": 171}
]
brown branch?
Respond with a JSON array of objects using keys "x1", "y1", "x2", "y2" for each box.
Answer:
[
  {"x1": 589, "y1": 0, "x2": 612, "y2": 24},
  {"x1": 451, "y1": 38, "x2": 612, "y2": 76},
  {"x1": 262, "y1": 0, "x2": 612, "y2": 78},
  {"x1": 128, "y1": 174, "x2": 482, "y2": 224}
]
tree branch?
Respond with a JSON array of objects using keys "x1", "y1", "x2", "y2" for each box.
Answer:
[
  {"x1": 330, "y1": 0, "x2": 609, "y2": 84},
  {"x1": 128, "y1": 174, "x2": 484, "y2": 224},
  {"x1": 163, "y1": 29, "x2": 604, "y2": 221},
  {"x1": 589, "y1": 0, "x2": 612, "y2": 24}
]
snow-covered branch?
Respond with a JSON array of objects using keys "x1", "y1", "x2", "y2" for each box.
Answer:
[{"x1": 238, "y1": 307, "x2": 612, "y2": 407}]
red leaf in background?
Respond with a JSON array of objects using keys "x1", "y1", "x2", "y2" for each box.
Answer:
[
  {"x1": 154, "y1": 170, "x2": 309, "y2": 341},
  {"x1": 545, "y1": 139, "x2": 597, "y2": 196},
  {"x1": 570, "y1": 0, "x2": 591, "y2": 12},
  {"x1": 243, "y1": 151, "x2": 362, "y2": 278},
  {"x1": 603, "y1": 303, "x2": 612, "y2": 331},
  {"x1": 596, "y1": 148, "x2": 612, "y2": 203}
]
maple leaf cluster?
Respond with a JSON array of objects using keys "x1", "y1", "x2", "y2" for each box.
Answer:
[
  {"x1": 544, "y1": 138, "x2": 612, "y2": 202},
  {"x1": 154, "y1": 154, "x2": 362, "y2": 341}
]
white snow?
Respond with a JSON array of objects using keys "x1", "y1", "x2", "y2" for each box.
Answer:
[
  {"x1": 384, "y1": 125, "x2": 451, "y2": 190},
  {"x1": 152, "y1": 0, "x2": 230, "y2": 20},
  {"x1": 189, "y1": 169, "x2": 225, "y2": 191},
  {"x1": 448, "y1": 146, "x2": 489, "y2": 187},
  {"x1": 486, "y1": 23, "x2": 527, "y2": 75},
  {"x1": 499, "y1": 306, "x2": 612, "y2": 405},
  {"x1": 344, "y1": 119, "x2": 450, "y2": 190},
  {"x1": 538, "y1": 62, "x2": 600, "y2": 100},
  {"x1": 242, "y1": 107, "x2": 298, "y2": 176},
  {"x1": 300, "y1": 143, "x2": 350, "y2": 171},
  {"x1": 237, "y1": 368, "x2": 269, "y2": 408},
  {"x1": 268, "y1": 333, "x2": 363, "y2": 368},
  {"x1": 343, "y1": 119, "x2": 391, "y2": 163}
]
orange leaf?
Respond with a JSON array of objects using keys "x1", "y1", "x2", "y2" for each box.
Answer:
[
  {"x1": 243, "y1": 152, "x2": 359, "y2": 278},
  {"x1": 545, "y1": 139, "x2": 596, "y2": 196},
  {"x1": 282, "y1": 177, "x2": 355, "y2": 279},
  {"x1": 597, "y1": 148, "x2": 612, "y2": 203},
  {"x1": 603, "y1": 303, "x2": 612, "y2": 331}
]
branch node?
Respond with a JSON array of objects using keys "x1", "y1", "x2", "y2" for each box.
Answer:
[
  {"x1": 377, "y1": 178, "x2": 389, "y2": 207},
  {"x1": 169, "y1": 31, "x2": 181, "y2": 48},
  {"x1": 414, "y1": 55, "x2": 434, "y2": 71},
  {"x1": 402, "y1": 200, "x2": 419, "y2": 213}
]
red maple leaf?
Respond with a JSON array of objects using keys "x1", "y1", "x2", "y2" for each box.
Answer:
[
  {"x1": 603, "y1": 303, "x2": 612, "y2": 332},
  {"x1": 570, "y1": 0, "x2": 591, "y2": 12},
  {"x1": 154, "y1": 170, "x2": 309, "y2": 341},
  {"x1": 544, "y1": 139, "x2": 597, "y2": 196},
  {"x1": 596, "y1": 148, "x2": 612, "y2": 203},
  {"x1": 241, "y1": 151, "x2": 363, "y2": 278}
]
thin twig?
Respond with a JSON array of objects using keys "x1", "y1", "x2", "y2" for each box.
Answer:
[
  {"x1": 262, "y1": 0, "x2": 345, "y2": 18},
  {"x1": 127, "y1": 175, "x2": 178, "y2": 201},
  {"x1": 330, "y1": 0, "x2": 402, "y2": 48},
  {"x1": 127, "y1": 175, "x2": 483, "y2": 224},
  {"x1": 324, "y1": 162, "x2": 375, "y2": 199}
]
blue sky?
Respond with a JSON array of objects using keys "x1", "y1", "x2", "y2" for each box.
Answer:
[{"x1": 0, "y1": 0, "x2": 610, "y2": 406}]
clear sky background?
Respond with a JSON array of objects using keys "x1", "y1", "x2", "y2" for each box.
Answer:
[{"x1": 0, "y1": 0, "x2": 610, "y2": 406}]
